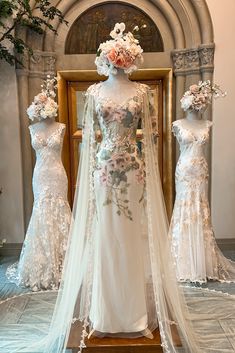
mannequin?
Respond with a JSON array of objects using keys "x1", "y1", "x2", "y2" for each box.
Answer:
[
  {"x1": 170, "y1": 81, "x2": 235, "y2": 283},
  {"x1": 6, "y1": 78, "x2": 71, "y2": 291}
]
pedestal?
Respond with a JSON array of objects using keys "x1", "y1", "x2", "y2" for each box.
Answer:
[{"x1": 67, "y1": 322, "x2": 181, "y2": 353}]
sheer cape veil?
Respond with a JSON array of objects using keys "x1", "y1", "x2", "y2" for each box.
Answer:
[{"x1": 5, "y1": 85, "x2": 201, "y2": 353}]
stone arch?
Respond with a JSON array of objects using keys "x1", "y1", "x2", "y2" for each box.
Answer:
[{"x1": 17, "y1": 0, "x2": 214, "y2": 230}]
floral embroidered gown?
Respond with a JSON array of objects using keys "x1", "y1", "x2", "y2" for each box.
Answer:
[
  {"x1": 87, "y1": 82, "x2": 157, "y2": 333},
  {"x1": 170, "y1": 119, "x2": 235, "y2": 283},
  {"x1": 7, "y1": 123, "x2": 71, "y2": 291}
]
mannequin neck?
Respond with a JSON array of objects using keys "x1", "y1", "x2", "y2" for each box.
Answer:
[
  {"x1": 40, "y1": 117, "x2": 56, "y2": 125},
  {"x1": 106, "y1": 69, "x2": 130, "y2": 85},
  {"x1": 185, "y1": 110, "x2": 202, "y2": 121}
]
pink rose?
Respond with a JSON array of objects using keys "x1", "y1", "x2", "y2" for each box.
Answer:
[
  {"x1": 107, "y1": 48, "x2": 118, "y2": 64},
  {"x1": 35, "y1": 93, "x2": 48, "y2": 104},
  {"x1": 189, "y1": 84, "x2": 200, "y2": 94}
]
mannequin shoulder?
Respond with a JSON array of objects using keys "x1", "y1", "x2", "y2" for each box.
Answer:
[
  {"x1": 86, "y1": 82, "x2": 101, "y2": 97},
  {"x1": 28, "y1": 122, "x2": 39, "y2": 134},
  {"x1": 172, "y1": 119, "x2": 184, "y2": 136},
  {"x1": 172, "y1": 119, "x2": 184, "y2": 128},
  {"x1": 206, "y1": 120, "x2": 213, "y2": 128}
]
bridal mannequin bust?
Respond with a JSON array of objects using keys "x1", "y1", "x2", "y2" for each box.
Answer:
[
  {"x1": 7, "y1": 84, "x2": 71, "y2": 291},
  {"x1": 170, "y1": 81, "x2": 235, "y2": 283},
  {"x1": 98, "y1": 68, "x2": 138, "y2": 103}
]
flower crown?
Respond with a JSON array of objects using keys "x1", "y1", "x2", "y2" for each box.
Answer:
[
  {"x1": 27, "y1": 75, "x2": 58, "y2": 121},
  {"x1": 180, "y1": 80, "x2": 226, "y2": 112},
  {"x1": 95, "y1": 23, "x2": 144, "y2": 76}
]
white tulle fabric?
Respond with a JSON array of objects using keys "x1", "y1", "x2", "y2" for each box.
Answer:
[
  {"x1": 6, "y1": 123, "x2": 71, "y2": 291},
  {"x1": 38, "y1": 83, "x2": 200, "y2": 353},
  {"x1": 170, "y1": 119, "x2": 235, "y2": 283}
]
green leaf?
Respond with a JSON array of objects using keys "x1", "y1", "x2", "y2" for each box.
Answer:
[
  {"x1": 0, "y1": 1, "x2": 16, "y2": 19},
  {"x1": 0, "y1": 0, "x2": 68, "y2": 66}
]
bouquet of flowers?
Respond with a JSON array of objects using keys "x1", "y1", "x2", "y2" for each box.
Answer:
[
  {"x1": 180, "y1": 80, "x2": 226, "y2": 112},
  {"x1": 95, "y1": 23, "x2": 144, "y2": 76},
  {"x1": 27, "y1": 75, "x2": 58, "y2": 121}
]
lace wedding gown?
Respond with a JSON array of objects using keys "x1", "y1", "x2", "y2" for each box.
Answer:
[
  {"x1": 6, "y1": 123, "x2": 71, "y2": 291},
  {"x1": 170, "y1": 119, "x2": 235, "y2": 283}
]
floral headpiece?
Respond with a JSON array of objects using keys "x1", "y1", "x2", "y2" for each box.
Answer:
[
  {"x1": 180, "y1": 80, "x2": 226, "y2": 112},
  {"x1": 95, "y1": 23, "x2": 144, "y2": 76},
  {"x1": 27, "y1": 75, "x2": 58, "y2": 121}
]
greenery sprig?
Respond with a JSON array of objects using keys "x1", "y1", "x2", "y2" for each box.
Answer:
[{"x1": 0, "y1": 0, "x2": 68, "y2": 66}]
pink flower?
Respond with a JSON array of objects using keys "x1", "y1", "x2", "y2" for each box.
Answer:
[
  {"x1": 35, "y1": 93, "x2": 48, "y2": 104},
  {"x1": 107, "y1": 48, "x2": 118, "y2": 63},
  {"x1": 99, "y1": 166, "x2": 111, "y2": 186},
  {"x1": 189, "y1": 84, "x2": 200, "y2": 94}
]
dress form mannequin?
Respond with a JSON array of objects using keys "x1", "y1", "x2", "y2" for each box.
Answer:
[
  {"x1": 170, "y1": 103, "x2": 235, "y2": 283},
  {"x1": 88, "y1": 71, "x2": 154, "y2": 340},
  {"x1": 7, "y1": 114, "x2": 71, "y2": 291}
]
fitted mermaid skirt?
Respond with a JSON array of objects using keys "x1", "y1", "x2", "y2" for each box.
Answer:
[
  {"x1": 7, "y1": 124, "x2": 71, "y2": 291},
  {"x1": 170, "y1": 119, "x2": 235, "y2": 283},
  {"x1": 89, "y1": 169, "x2": 148, "y2": 333}
]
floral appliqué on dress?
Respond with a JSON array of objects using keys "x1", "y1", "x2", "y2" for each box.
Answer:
[{"x1": 88, "y1": 83, "x2": 157, "y2": 221}]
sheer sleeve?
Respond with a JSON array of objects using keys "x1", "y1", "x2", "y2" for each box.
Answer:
[
  {"x1": 84, "y1": 84, "x2": 100, "y2": 131},
  {"x1": 172, "y1": 120, "x2": 181, "y2": 138}
]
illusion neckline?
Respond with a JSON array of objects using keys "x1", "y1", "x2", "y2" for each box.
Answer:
[
  {"x1": 30, "y1": 123, "x2": 65, "y2": 144},
  {"x1": 176, "y1": 119, "x2": 211, "y2": 142},
  {"x1": 94, "y1": 82, "x2": 144, "y2": 108}
]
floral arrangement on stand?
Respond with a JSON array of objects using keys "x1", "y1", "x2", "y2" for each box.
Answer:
[
  {"x1": 180, "y1": 80, "x2": 226, "y2": 112},
  {"x1": 27, "y1": 75, "x2": 58, "y2": 121},
  {"x1": 95, "y1": 22, "x2": 144, "y2": 76}
]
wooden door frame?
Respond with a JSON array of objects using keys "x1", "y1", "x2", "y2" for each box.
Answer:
[{"x1": 57, "y1": 68, "x2": 173, "y2": 218}]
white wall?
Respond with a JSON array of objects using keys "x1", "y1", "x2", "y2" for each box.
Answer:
[
  {"x1": 206, "y1": 0, "x2": 235, "y2": 238},
  {"x1": 0, "y1": 61, "x2": 24, "y2": 243}
]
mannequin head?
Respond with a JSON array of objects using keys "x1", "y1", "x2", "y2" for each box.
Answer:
[
  {"x1": 95, "y1": 22, "x2": 144, "y2": 76},
  {"x1": 180, "y1": 80, "x2": 226, "y2": 113},
  {"x1": 27, "y1": 76, "x2": 58, "y2": 122}
]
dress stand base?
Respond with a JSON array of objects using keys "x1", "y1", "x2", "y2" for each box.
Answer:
[{"x1": 67, "y1": 322, "x2": 181, "y2": 353}]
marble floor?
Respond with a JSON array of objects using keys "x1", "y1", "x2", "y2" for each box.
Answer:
[{"x1": 1, "y1": 253, "x2": 235, "y2": 353}]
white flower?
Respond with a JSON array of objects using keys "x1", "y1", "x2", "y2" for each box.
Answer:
[
  {"x1": 110, "y1": 23, "x2": 125, "y2": 39},
  {"x1": 95, "y1": 22, "x2": 144, "y2": 76},
  {"x1": 180, "y1": 80, "x2": 226, "y2": 112},
  {"x1": 180, "y1": 95, "x2": 194, "y2": 111},
  {"x1": 125, "y1": 32, "x2": 139, "y2": 45}
]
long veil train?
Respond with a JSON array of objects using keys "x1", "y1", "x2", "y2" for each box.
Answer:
[{"x1": 31, "y1": 87, "x2": 199, "y2": 353}]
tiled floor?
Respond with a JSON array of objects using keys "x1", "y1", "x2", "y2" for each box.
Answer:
[{"x1": 1, "y1": 252, "x2": 235, "y2": 352}]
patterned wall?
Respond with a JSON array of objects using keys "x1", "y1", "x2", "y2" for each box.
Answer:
[{"x1": 65, "y1": 2, "x2": 164, "y2": 54}]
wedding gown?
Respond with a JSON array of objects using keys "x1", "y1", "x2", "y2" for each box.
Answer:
[
  {"x1": 90, "y1": 82, "x2": 150, "y2": 333},
  {"x1": 170, "y1": 118, "x2": 235, "y2": 283},
  {"x1": 6, "y1": 123, "x2": 71, "y2": 291}
]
